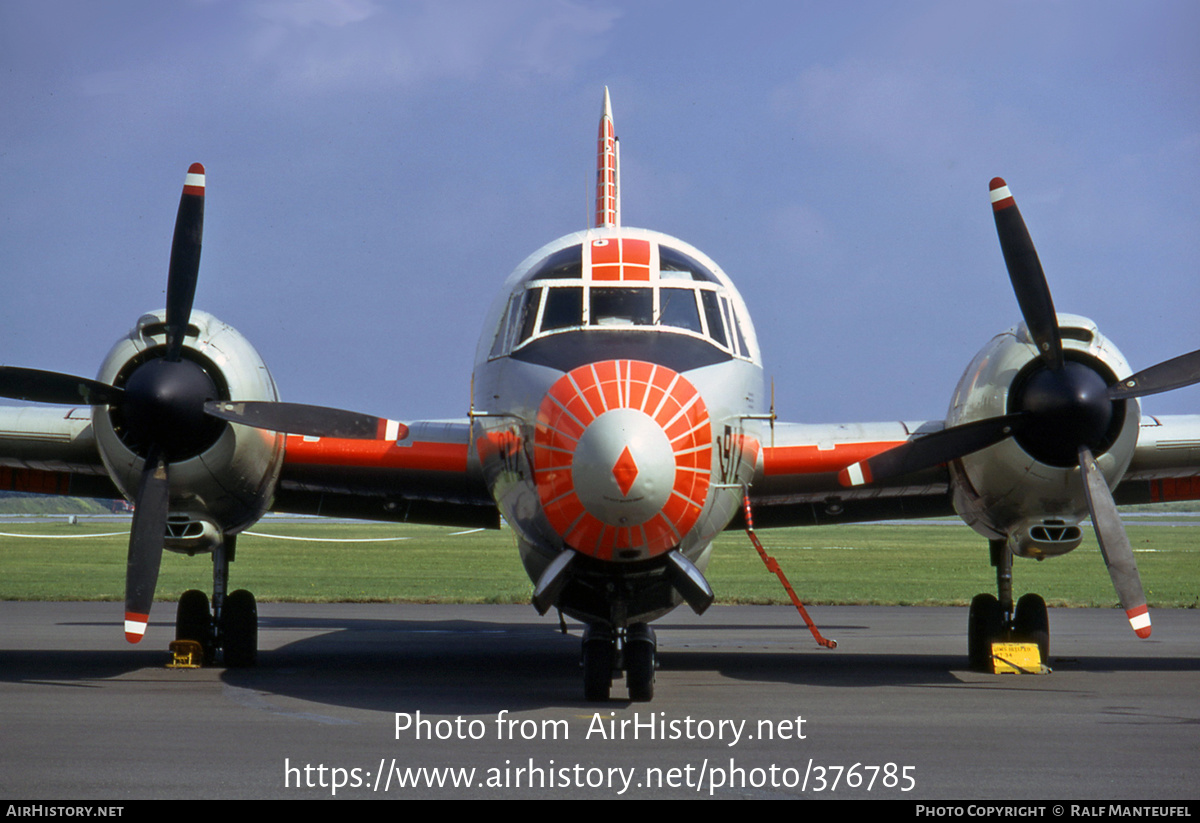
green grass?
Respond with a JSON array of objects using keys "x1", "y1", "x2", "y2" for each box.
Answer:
[
  {"x1": 0, "y1": 518, "x2": 1196, "y2": 608},
  {"x1": 710, "y1": 521, "x2": 1200, "y2": 608}
]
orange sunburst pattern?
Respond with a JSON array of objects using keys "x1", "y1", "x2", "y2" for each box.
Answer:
[{"x1": 534, "y1": 360, "x2": 712, "y2": 560}]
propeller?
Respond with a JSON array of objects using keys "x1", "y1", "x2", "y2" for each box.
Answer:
[
  {"x1": 203, "y1": 400, "x2": 406, "y2": 441},
  {"x1": 0, "y1": 163, "x2": 401, "y2": 643},
  {"x1": 0, "y1": 164, "x2": 212, "y2": 642},
  {"x1": 122, "y1": 162, "x2": 209, "y2": 642},
  {"x1": 0, "y1": 367, "x2": 125, "y2": 406},
  {"x1": 839, "y1": 177, "x2": 1200, "y2": 638}
]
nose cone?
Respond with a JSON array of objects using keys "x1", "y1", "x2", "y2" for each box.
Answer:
[
  {"x1": 573, "y1": 408, "x2": 675, "y2": 525},
  {"x1": 534, "y1": 360, "x2": 712, "y2": 560}
]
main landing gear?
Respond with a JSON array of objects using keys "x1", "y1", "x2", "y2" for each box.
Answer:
[
  {"x1": 582, "y1": 622, "x2": 657, "y2": 702},
  {"x1": 967, "y1": 539, "x2": 1050, "y2": 671},
  {"x1": 174, "y1": 535, "x2": 258, "y2": 667}
]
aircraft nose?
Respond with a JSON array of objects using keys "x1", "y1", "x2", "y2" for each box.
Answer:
[
  {"x1": 534, "y1": 359, "x2": 712, "y2": 560},
  {"x1": 573, "y1": 407, "x2": 675, "y2": 525}
]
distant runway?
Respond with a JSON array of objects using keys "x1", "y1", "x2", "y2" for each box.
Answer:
[{"x1": 1, "y1": 602, "x2": 1197, "y2": 799}]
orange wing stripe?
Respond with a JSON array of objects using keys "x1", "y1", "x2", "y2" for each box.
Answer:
[
  {"x1": 284, "y1": 436, "x2": 468, "y2": 472},
  {"x1": 762, "y1": 441, "x2": 905, "y2": 476}
]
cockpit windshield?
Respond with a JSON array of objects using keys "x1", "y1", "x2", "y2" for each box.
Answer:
[
  {"x1": 488, "y1": 239, "x2": 753, "y2": 361},
  {"x1": 591, "y1": 288, "x2": 653, "y2": 326}
]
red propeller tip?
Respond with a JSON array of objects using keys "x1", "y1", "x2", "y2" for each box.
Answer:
[
  {"x1": 989, "y1": 177, "x2": 1014, "y2": 211},
  {"x1": 1126, "y1": 605, "x2": 1152, "y2": 639},
  {"x1": 183, "y1": 164, "x2": 206, "y2": 197},
  {"x1": 124, "y1": 611, "x2": 149, "y2": 643}
]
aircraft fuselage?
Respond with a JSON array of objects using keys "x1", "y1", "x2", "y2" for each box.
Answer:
[{"x1": 471, "y1": 226, "x2": 764, "y2": 627}]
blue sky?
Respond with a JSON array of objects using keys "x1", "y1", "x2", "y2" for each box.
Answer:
[{"x1": 2, "y1": 0, "x2": 1197, "y2": 425}]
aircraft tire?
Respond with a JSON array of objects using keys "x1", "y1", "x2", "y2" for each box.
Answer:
[
  {"x1": 176, "y1": 589, "x2": 214, "y2": 664},
  {"x1": 222, "y1": 589, "x2": 258, "y2": 668},
  {"x1": 1013, "y1": 592, "x2": 1050, "y2": 663},
  {"x1": 968, "y1": 593, "x2": 1003, "y2": 672},
  {"x1": 582, "y1": 625, "x2": 613, "y2": 702},
  {"x1": 625, "y1": 623, "x2": 656, "y2": 702}
]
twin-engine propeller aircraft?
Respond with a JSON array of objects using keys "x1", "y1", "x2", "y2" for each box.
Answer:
[{"x1": 2, "y1": 89, "x2": 1199, "y2": 699}]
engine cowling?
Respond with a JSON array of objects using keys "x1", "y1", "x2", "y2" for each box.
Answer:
[
  {"x1": 92, "y1": 309, "x2": 284, "y2": 553},
  {"x1": 947, "y1": 314, "x2": 1139, "y2": 557}
]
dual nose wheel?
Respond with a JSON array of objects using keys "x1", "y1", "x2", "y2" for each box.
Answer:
[{"x1": 582, "y1": 622, "x2": 656, "y2": 702}]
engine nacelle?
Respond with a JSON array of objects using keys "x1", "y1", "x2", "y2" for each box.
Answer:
[
  {"x1": 947, "y1": 314, "x2": 1139, "y2": 558},
  {"x1": 92, "y1": 309, "x2": 285, "y2": 553}
]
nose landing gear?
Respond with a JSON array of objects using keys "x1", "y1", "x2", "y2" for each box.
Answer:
[{"x1": 582, "y1": 622, "x2": 657, "y2": 702}]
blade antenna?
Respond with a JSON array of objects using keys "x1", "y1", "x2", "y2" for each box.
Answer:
[{"x1": 594, "y1": 87, "x2": 619, "y2": 229}]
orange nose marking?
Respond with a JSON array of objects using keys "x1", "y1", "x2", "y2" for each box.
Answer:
[{"x1": 612, "y1": 446, "x2": 639, "y2": 495}]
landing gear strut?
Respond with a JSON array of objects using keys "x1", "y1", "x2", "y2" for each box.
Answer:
[
  {"x1": 967, "y1": 539, "x2": 1049, "y2": 671},
  {"x1": 581, "y1": 622, "x2": 657, "y2": 702},
  {"x1": 173, "y1": 535, "x2": 258, "y2": 667}
]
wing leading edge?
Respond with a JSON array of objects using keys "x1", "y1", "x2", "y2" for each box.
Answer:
[
  {"x1": 273, "y1": 419, "x2": 499, "y2": 528},
  {"x1": 739, "y1": 420, "x2": 955, "y2": 529},
  {"x1": 0, "y1": 406, "x2": 498, "y2": 528},
  {"x1": 741, "y1": 413, "x2": 1200, "y2": 529}
]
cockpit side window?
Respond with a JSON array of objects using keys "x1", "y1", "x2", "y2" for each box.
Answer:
[
  {"x1": 489, "y1": 292, "x2": 522, "y2": 357},
  {"x1": 722, "y1": 295, "x2": 748, "y2": 357},
  {"x1": 699, "y1": 289, "x2": 727, "y2": 347},
  {"x1": 517, "y1": 287, "x2": 542, "y2": 345}
]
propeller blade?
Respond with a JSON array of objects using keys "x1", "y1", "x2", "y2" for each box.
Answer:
[
  {"x1": 124, "y1": 449, "x2": 170, "y2": 643},
  {"x1": 203, "y1": 400, "x2": 408, "y2": 441},
  {"x1": 1107, "y1": 348, "x2": 1200, "y2": 401},
  {"x1": 839, "y1": 413, "x2": 1026, "y2": 487},
  {"x1": 164, "y1": 163, "x2": 205, "y2": 361},
  {"x1": 990, "y1": 178, "x2": 1063, "y2": 371},
  {"x1": 1078, "y1": 446, "x2": 1151, "y2": 639},
  {"x1": 0, "y1": 366, "x2": 124, "y2": 406}
]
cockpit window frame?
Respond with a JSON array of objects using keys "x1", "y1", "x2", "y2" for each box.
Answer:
[{"x1": 487, "y1": 240, "x2": 754, "y2": 363}]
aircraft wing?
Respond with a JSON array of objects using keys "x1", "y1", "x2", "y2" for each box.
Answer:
[
  {"x1": 272, "y1": 419, "x2": 500, "y2": 529},
  {"x1": 0, "y1": 406, "x2": 122, "y2": 499},
  {"x1": 741, "y1": 413, "x2": 1200, "y2": 529},
  {"x1": 5, "y1": 403, "x2": 1195, "y2": 531},
  {"x1": 1110, "y1": 414, "x2": 1200, "y2": 505},
  {"x1": 741, "y1": 419, "x2": 955, "y2": 528},
  {"x1": 0, "y1": 406, "x2": 498, "y2": 528}
]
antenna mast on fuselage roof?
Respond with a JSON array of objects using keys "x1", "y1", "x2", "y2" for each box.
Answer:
[{"x1": 595, "y1": 87, "x2": 620, "y2": 229}]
